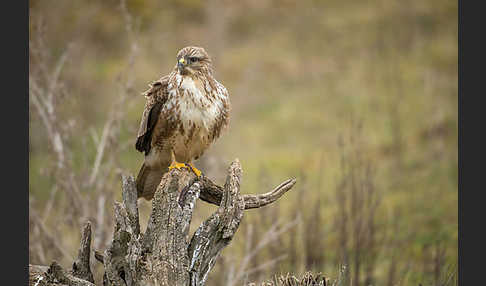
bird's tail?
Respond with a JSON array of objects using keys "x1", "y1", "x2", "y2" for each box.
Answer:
[{"x1": 136, "y1": 162, "x2": 167, "y2": 200}]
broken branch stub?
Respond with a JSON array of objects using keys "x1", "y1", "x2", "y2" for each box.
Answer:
[
  {"x1": 29, "y1": 221, "x2": 96, "y2": 286},
  {"x1": 188, "y1": 160, "x2": 245, "y2": 285}
]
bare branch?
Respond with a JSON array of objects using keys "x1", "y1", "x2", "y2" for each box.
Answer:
[
  {"x1": 199, "y1": 176, "x2": 296, "y2": 210},
  {"x1": 42, "y1": 187, "x2": 58, "y2": 224},
  {"x1": 88, "y1": 119, "x2": 112, "y2": 186},
  {"x1": 29, "y1": 84, "x2": 53, "y2": 140},
  {"x1": 244, "y1": 254, "x2": 287, "y2": 277},
  {"x1": 30, "y1": 207, "x2": 73, "y2": 262},
  {"x1": 47, "y1": 45, "x2": 71, "y2": 106},
  {"x1": 230, "y1": 217, "x2": 300, "y2": 285},
  {"x1": 242, "y1": 178, "x2": 297, "y2": 209}
]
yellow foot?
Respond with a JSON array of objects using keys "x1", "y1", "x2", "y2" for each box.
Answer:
[
  {"x1": 186, "y1": 162, "x2": 202, "y2": 177},
  {"x1": 168, "y1": 161, "x2": 189, "y2": 171},
  {"x1": 168, "y1": 161, "x2": 202, "y2": 177}
]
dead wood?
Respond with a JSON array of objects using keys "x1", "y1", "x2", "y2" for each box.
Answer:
[{"x1": 29, "y1": 159, "x2": 296, "y2": 286}]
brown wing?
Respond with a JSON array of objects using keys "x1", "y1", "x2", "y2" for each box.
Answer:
[
  {"x1": 210, "y1": 81, "x2": 231, "y2": 142},
  {"x1": 135, "y1": 75, "x2": 169, "y2": 155}
]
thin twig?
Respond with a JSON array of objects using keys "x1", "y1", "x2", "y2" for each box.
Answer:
[
  {"x1": 88, "y1": 119, "x2": 113, "y2": 186},
  {"x1": 42, "y1": 186, "x2": 58, "y2": 223}
]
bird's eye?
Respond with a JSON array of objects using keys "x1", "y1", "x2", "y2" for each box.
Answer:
[{"x1": 189, "y1": 57, "x2": 199, "y2": 63}]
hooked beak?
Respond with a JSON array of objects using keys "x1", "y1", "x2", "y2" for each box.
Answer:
[{"x1": 177, "y1": 57, "x2": 185, "y2": 72}]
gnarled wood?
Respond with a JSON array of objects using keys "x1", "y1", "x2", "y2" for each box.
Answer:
[
  {"x1": 72, "y1": 221, "x2": 95, "y2": 283},
  {"x1": 29, "y1": 159, "x2": 296, "y2": 286},
  {"x1": 199, "y1": 175, "x2": 296, "y2": 209},
  {"x1": 28, "y1": 221, "x2": 95, "y2": 286}
]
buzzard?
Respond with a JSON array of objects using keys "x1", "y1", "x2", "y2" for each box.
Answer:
[{"x1": 135, "y1": 46, "x2": 230, "y2": 200}]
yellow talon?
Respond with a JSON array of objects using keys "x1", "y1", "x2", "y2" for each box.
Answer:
[
  {"x1": 187, "y1": 162, "x2": 202, "y2": 177},
  {"x1": 168, "y1": 161, "x2": 188, "y2": 171},
  {"x1": 168, "y1": 161, "x2": 202, "y2": 177}
]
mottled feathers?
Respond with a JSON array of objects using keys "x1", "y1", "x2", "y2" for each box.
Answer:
[
  {"x1": 135, "y1": 76, "x2": 169, "y2": 155},
  {"x1": 135, "y1": 47, "x2": 230, "y2": 200}
]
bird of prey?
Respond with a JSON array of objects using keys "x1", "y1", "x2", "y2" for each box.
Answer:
[{"x1": 135, "y1": 46, "x2": 230, "y2": 200}]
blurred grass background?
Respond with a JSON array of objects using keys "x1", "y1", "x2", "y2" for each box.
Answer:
[{"x1": 29, "y1": 0, "x2": 457, "y2": 285}]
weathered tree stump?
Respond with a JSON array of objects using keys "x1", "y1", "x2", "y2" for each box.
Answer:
[{"x1": 29, "y1": 159, "x2": 296, "y2": 286}]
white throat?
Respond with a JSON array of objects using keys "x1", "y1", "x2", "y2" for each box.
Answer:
[{"x1": 174, "y1": 74, "x2": 221, "y2": 131}]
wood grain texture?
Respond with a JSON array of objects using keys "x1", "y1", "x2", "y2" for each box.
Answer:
[{"x1": 29, "y1": 159, "x2": 296, "y2": 286}]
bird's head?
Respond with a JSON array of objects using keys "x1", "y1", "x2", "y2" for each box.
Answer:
[{"x1": 175, "y1": 46, "x2": 213, "y2": 76}]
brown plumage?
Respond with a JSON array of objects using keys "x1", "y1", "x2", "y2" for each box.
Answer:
[{"x1": 135, "y1": 46, "x2": 230, "y2": 200}]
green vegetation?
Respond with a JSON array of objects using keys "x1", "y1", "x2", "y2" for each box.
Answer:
[{"x1": 29, "y1": 0, "x2": 457, "y2": 285}]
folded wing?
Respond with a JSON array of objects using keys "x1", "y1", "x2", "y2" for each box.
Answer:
[{"x1": 135, "y1": 76, "x2": 169, "y2": 155}]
